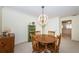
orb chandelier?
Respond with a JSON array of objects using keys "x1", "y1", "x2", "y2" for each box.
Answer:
[
  {"x1": 38, "y1": 6, "x2": 48, "y2": 27},
  {"x1": 38, "y1": 6, "x2": 48, "y2": 34}
]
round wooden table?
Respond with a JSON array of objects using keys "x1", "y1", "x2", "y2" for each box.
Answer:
[{"x1": 35, "y1": 34, "x2": 57, "y2": 52}]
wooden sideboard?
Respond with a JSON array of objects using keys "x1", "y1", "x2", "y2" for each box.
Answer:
[{"x1": 0, "y1": 33, "x2": 15, "y2": 53}]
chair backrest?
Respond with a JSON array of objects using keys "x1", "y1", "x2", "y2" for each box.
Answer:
[
  {"x1": 56, "y1": 34, "x2": 61, "y2": 47},
  {"x1": 48, "y1": 31, "x2": 55, "y2": 36},
  {"x1": 35, "y1": 31, "x2": 41, "y2": 35}
]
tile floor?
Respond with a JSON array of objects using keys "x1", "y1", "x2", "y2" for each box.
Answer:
[{"x1": 14, "y1": 37, "x2": 79, "y2": 53}]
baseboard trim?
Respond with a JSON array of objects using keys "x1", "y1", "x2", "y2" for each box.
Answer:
[{"x1": 15, "y1": 41, "x2": 29, "y2": 46}]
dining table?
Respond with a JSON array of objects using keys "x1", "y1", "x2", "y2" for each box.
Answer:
[{"x1": 34, "y1": 34, "x2": 58, "y2": 52}]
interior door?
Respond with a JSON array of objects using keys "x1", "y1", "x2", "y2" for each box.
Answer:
[{"x1": 62, "y1": 20, "x2": 72, "y2": 39}]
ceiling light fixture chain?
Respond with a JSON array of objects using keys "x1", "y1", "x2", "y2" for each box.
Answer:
[
  {"x1": 42, "y1": 6, "x2": 44, "y2": 16},
  {"x1": 38, "y1": 6, "x2": 48, "y2": 34}
]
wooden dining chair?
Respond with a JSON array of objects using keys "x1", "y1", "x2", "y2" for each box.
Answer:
[
  {"x1": 55, "y1": 34, "x2": 61, "y2": 52},
  {"x1": 47, "y1": 36, "x2": 56, "y2": 53},
  {"x1": 35, "y1": 31, "x2": 43, "y2": 52},
  {"x1": 31, "y1": 34, "x2": 44, "y2": 53},
  {"x1": 30, "y1": 34, "x2": 38, "y2": 52},
  {"x1": 48, "y1": 31, "x2": 55, "y2": 36},
  {"x1": 47, "y1": 31, "x2": 56, "y2": 52},
  {"x1": 35, "y1": 31, "x2": 41, "y2": 35},
  {"x1": 47, "y1": 43, "x2": 56, "y2": 52},
  {"x1": 34, "y1": 34, "x2": 45, "y2": 52}
]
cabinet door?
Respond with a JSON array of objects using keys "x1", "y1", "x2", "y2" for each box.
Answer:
[
  {"x1": 4, "y1": 37, "x2": 14, "y2": 52},
  {"x1": 28, "y1": 25, "x2": 35, "y2": 42},
  {"x1": 0, "y1": 37, "x2": 14, "y2": 53},
  {"x1": 0, "y1": 39, "x2": 7, "y2": 53}
]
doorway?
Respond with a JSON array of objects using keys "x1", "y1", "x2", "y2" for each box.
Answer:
[{"x1": 62, "y1": 20, "x2": 72, "y2": 39}]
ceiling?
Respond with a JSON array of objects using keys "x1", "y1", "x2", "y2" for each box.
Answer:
[{"x1": 8, "y1": 6, "x2": 79, "y2": 18}]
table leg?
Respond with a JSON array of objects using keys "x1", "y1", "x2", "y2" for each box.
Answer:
[{"x1": 44, "y1": 43, "x2": 48, "y2": 53}]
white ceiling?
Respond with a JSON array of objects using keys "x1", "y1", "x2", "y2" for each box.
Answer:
[{"x1": 8, "y1": 6, "x2": 79, "y2": 18}]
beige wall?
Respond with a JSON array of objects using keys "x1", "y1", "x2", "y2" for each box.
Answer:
[
  {"x1": 0, "y1": 8, "x2": 2, "y2": 34},
  {"x1": 2, "y1": 7, "x2": 60, "y2": 45},
  {"x1": 72, "y1": 16, "x2": 79, "y2": 41},
  {"x1": 35, "y1": 17, "x2": 60, "y2": 35},
  {"x1": 60, "y1": 15, "x2": 79, "y2": 41},
  {"x1": 47, "y1": 17, "x2": 60, "y2": 35},
  {"x1": 2, "y1": 7, "x2": 37, "y2": 45}
]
